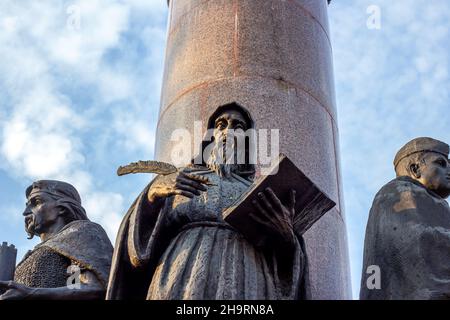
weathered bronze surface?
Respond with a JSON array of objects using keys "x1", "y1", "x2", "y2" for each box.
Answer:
[
  {"x1": 360, "y1": 137, "x2": 450, "y2": 300},
  {"x1": 107, "y1": 103, "x2": 310, "y2": 300},
  {"x1": 0, "y1": 180, "x2": 113, "y2": 300}
]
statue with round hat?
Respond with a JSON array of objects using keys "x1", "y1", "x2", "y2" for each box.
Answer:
[{"x1": 360, "y1": 137, "x2": 450, "y2": 300}]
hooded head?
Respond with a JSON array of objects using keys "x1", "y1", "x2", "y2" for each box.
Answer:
[{"x1": 193, "y1": 102, "x2": 256, "y2": 180}]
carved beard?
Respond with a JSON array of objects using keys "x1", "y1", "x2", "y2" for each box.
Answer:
[{"x1": 206, "y1": 136, "x2": 242, "y2": 179}]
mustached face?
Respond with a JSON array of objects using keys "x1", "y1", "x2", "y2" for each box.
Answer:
[
  {"x1": 412, "y1": 153, "x2": 450, "y2": 198},
  {"x1": 23, "y1": 191, "x2": 61, "y2": 239},
  {"x1": 215, "y1": 110, "x2": 249, "y2": 161},
  {"x1": 206, "y1": 110, "x2": 248, "y2": 177}
]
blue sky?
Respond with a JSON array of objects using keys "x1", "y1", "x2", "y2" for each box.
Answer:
[{"x1": 0, "y1": 0, "x2": 449, "y2": 299}]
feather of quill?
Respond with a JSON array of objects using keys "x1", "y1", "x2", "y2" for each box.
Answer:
[
  {"x1": 117, "y1": 160, "x2": 178, "y2": 176},
  {"x1": 117, "y1": 160, "x2": 217, "y2": 186}
]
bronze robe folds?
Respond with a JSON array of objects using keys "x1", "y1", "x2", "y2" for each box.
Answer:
[
  {"x1": 107, "y1": 168, "x2": 308, "y2": 300},
  {"x1": 360, "y1": 176, "x2": 450, "y2": 300}
]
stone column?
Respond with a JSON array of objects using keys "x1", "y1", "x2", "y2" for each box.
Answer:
[
  {"x1": 156, "y1": 0, "x2": 351, "y2": 299},
  {"x1": 0, "y1": 242, "x2": 17, "y2": 281}
]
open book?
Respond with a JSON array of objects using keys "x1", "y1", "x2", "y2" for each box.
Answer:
[{"x1": 222, "y1": 154, "x2": 336, "y2": 247}]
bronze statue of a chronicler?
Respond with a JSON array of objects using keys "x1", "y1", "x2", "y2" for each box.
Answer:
[
  {"x1": 360, "y1": 137, "x2": 450, "y2": 300},
  {"x1": 106, "y1": 103, "x2": 310, "y2": 300},
  {"x1": 0, "y1": 180, "x2": 113, "y2": 300}
]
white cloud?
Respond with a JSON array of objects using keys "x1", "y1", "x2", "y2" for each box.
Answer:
[
  {"x1": 1, "y1": 86, "x2": 85, "y2": 178},
  {"x1": 112, "y1": 109, "x2": 156, "y2": 153},
  {"x1": 98, "y1": 70, "x2": 132, "y2": 103},
  {"x1": 330, "y1": 0, "x2": 450, "y2": 298},
  {"x1": 83, "y1": 191, "x2": 124, "y2": 241},
  {"x1": 48, "y1": 1, "x2": 129, "y2": 68},
  {"x1": 1, "y1": 16, "x2": 18, "y2": 33},
  {"x1": 0, "y1": 0, "x2": 168, "y2": 248}
]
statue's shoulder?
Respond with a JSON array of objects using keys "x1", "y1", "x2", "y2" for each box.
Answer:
[
  {"x1": 375, "y1": 176, "x2": 419, "y2": 199},
  {"x1": 44, "y1": 220, "x2": 112, "y2": 254},
  {"x1": 370, "y1": 176, "x2": 441, "y2": 217},
  {"x1": 59, "y1": 220, "x2": 106, "y2": 237},
  {"x1": 370, "y1": 177, "x2": 416, "y2": 213}
]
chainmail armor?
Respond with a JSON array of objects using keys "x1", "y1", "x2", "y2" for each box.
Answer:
[{"x1": 14, "y1": 246, "x2": 71, "y2": 288}]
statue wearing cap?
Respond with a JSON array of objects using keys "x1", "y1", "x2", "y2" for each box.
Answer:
[
  {"x1": 0, "y1": 180, "x2": 113, "y2": 300},
  {"x1": 360, "y1": 137, "x2": 450, "y2": 300}
]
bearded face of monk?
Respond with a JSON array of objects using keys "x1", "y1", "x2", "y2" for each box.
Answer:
[{"x1": 206, "y1": 109, "x2": 249, "y2": 178}]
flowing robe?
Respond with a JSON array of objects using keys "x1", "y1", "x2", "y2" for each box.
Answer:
[
  {"x1": 360, "y1": 176, "x2": 450, "y2": 300},
  {"x1": 107, "y1": 167, "x2": 308, "y2": 300}
]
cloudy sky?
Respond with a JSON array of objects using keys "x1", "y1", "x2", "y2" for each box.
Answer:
[{"x1": 0, "y1": 0, "x2": 449, "y2": 299}]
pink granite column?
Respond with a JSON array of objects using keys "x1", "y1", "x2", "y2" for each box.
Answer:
[{"x1": 155, "y1": 0, "x2": 351, "y2": 299}]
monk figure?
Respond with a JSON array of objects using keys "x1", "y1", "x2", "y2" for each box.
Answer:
[{"x1": 107, "y1": 103, "x2": 309, "y2": 300}]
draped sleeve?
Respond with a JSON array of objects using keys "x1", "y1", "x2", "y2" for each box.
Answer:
[{"x1": 106, "y1": 178, "x2": 175, "y2": 300}]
